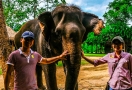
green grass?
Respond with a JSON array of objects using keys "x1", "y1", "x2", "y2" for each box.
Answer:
[
  {"x1": 80, "y1": 60, "x2": 88, "y2": 65},
  {"x1": 56, "y1": 61, "x2": 64, "y2": 67},
  {"x1": 56, "y1": 60, "x2": 89, "y2": 67},
  {"x1": 0, "y1": 68, "x2": 2, "y2": 75},
  {"x1": 84, "y1": 53, "x2": 106, "y2": 57},
  {"x1": 56, "y1": 53, "x2": 105, "y2": 67}
]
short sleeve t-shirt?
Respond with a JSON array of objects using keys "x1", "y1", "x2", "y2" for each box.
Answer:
[
  {"x1": 94, "y1": 51, "x2": 132, "y2": 89},
  {"x1": 7, "y1": 49, "x2": 42, "y2": 90}
]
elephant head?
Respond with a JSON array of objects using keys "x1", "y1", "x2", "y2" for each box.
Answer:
[
  {"x1": 38, "y1": 5, "x2": 104, "y2": 53},
  {"x1": 37, "y1": 5, "x2": 104, "y2": 90}
]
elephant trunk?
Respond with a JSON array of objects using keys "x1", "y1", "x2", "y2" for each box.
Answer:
[
  {"x1": 62, "y1": 41, "x2": 82, "y2": 90},
  {"x1": 58, "y1": 22, "x2": 85, "y2": 90}
]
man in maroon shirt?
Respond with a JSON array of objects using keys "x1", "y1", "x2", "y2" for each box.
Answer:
[
  {"x1": 81, "y1": 36, "x2": 132, "y2": 90},
  {"x1": 4, "y1": 31, "x2": 68, "y2": 90}
]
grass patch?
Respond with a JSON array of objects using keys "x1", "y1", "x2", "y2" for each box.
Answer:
[
  {"x1": 84, "y1": 53, "x2": 105, "y2": 57},
  {"x1": 81, "y1": 60, "x2": 88, "y2": 65},
  {"x1": 56, "y1": 61, "x2": 63, "y2": 67},
  {"x1": 0, "y1": 68, "x2": 2, "y2": 75},
  {"x1": 56, "y1": 59, "x2": 90, "y2": 67},
  {"x1": 56, "y1": 53, "x2": 105, "y2": 67}
]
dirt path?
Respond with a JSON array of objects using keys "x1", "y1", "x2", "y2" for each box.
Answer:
[
  {"x1": 56, "y1": 63, "x2": 109, "y2": 90},
  {"x1": 0, "y1": 57, "x2": 109, "y2": 90},
  {"x1": 0, "y1": 75, "x2": 4, "y2": 89},
  {"x1": 44, "y1": 57, "x2": 109, "y2": 90}
]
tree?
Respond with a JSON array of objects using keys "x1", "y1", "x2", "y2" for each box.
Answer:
[
  {"x1": 82, "y1": 0, "x2": 132, "y2": 53},
  {"x1": 103, "y1": 0, "x2": 132, "y2": 52},
  {"x1": 0, "y1": 0, "x2": 14, "y2": 89},
  {"x1": 2, "y1": 0, "x2": 66, "y2": 31}
]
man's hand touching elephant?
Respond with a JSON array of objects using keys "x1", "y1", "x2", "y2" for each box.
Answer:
[
  {"x1": 40, "y1": 50, "x2": 69, "y2": 64},
  {"x1": 59, "y1": 50, "x2": 69, "y2": 60}
]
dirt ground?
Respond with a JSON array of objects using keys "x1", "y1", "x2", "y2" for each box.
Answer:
[{"x1": 0, "y1": 57, "x2": 109, "y2": 90}]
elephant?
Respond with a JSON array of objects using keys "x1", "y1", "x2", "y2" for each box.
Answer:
[{"x1": 14, "y1": 5, "x2": 104, "y2": 90}]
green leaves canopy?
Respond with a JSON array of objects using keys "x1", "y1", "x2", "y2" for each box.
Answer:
[
  {"x1": 82, "y1": 0, "x2": 132, "y2": 53},
  {"x1": 2, "y1": 0, "x2": 66, "y2": 31}
]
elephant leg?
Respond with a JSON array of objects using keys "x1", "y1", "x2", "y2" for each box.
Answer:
[
  {"x1": 62, "y1": 61, "x2": 66, "y2": 75},
  {"x1": 42, "y1": 63, "x2": 58, "y2": 90},
  {"x1": 36, "y1": 64, "x2": 46, "y2": 90},
  {"x1": 65, "y1": 65, "x2": 80, "y2": 90},
  {"x1": 63, "y1": 54, "x2": 81, "y2": 90}
]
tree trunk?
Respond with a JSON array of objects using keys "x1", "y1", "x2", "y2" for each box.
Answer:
[{"x1": 0, "y1": 0, "x2": 14, "y2": 89}]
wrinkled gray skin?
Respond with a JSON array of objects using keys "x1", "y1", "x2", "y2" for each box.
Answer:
[{"x1": 14, "y1": 5, "x2": 104, "y2": 90}]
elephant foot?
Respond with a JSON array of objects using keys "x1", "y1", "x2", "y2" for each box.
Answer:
[{"x1": 38, "y1": 86, "x2": 47, "y2": 90}]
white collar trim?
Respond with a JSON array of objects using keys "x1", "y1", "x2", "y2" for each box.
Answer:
[{"x1": 18, "y1": 48, "x2": 34, "y2": 54}]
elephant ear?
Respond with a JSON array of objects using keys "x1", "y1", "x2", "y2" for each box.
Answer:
[
  {"x1": 82, "y1": 12, "x2": 99, "y2": 42},
  {"x1": 38, "y1": 12, "x2": 55, "y2": 42}
]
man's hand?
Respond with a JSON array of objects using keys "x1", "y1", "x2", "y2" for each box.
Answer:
[{"x1": 59, "y1": 50, "x2": 69, "y2": 60}]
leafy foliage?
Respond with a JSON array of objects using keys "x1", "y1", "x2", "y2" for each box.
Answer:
[
  {"x1": 2, "y1": 0, "x2": 66, "y2": 31},
  {"x1": 82, "y1": 0, "x2": 132, "y2": 53}
]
